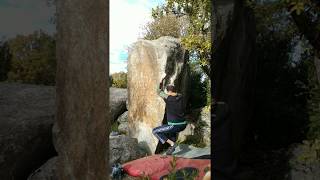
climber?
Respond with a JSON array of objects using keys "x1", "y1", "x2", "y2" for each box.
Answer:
[{"x1": 152, "y1": 76, "x2": 187, "y2": 155}]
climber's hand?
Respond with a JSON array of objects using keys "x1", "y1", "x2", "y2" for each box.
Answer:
[{"x1": 159, "y1": 75, "x2": 166, "y2": 89}]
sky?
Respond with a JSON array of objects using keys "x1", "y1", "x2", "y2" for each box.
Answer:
[
  {"x1": 0, "y1": 0, "x2": 165, "y2": 74},
  {"x1": 0, "y1": 0, "x2": 55, "y2": 38},
  {"x1": 110, "y1": 0, "x2": 165, "y2": 74}
]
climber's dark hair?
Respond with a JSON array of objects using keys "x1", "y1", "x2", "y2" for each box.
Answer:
[{"x1": 166, "y1": 85, "x2": 176, "y2": 92}]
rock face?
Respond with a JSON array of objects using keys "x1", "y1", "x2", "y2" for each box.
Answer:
[
  {"x1": 178, "y1": 123, "x2": 195, "y2": 142},
  {"x1": 288, "y1": 141, "x2": 320, "y2": 180},
  {"x1": 110, "y1": 88, "x2": 127, "y2": 122},
  {"x1": 28, "y1": 157, "x2": 58, "y2": 180},
  {"x1": 109, "y1": 135, "x2": 146, "y2": 167},
  {"x1": 178, "y1": 107, "x2": 211, "y2": 147},
  {"x1": 29, "y1": 135, "x2": 148, "y2": 180},
  {"x1": 117, "y1": 111, "x2": 129, "y2": 134},
  {"x1": 0, "y1": 83, "x2": 57, "y2": 179},
  {"x1": 127, "y1": 36, "x2": 189, "y2": 153},
  {"x1": 54, "y1": 0, "x2": 109, "y2": 179},
  {"x1": 200, "y1": 107, "x2": 211, "y2": 146}
]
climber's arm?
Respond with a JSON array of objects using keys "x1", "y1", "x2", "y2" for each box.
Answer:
[
  {"x1": 157, "y1": 88, "x2": 168, "y2": 99},
  {"x1": 157, "y1": 77, "x2": 168, "y2": 99}
]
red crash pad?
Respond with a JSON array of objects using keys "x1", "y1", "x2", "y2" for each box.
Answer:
[{"x1": 122, "y1": 155, "x2": 211, "y2": 180}]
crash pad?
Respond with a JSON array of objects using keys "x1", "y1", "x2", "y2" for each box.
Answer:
[
  {"x1": 163, "y1": 144, "x2": 211, "y2": 159},
  {"x1": 122, "y1": 155, "x2": 210, "y2": 180}
]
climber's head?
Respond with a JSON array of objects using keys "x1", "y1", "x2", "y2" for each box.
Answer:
[{"x1": 166, "y1": 85, "x2": 176, "y2": 93}]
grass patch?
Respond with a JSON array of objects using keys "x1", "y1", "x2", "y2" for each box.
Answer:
[
  {"x1": 111, "y1": 121, "x2": 119, "y2": 132},
  {"x1": 182, "y1": 134, "x2": 207, "y2": 148}
]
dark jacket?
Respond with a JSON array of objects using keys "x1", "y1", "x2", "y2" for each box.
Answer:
[
  {"x1": 164, "y1": 94, "x2": 185, "y2": 123},
  {"x1": 157, "y1": 86, "x2": 186, "y2": 124}
]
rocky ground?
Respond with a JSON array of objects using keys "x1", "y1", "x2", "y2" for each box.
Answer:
[
  {"x1": 237, "y1": 139, "x2": 320, "y2": 180},
  {"x1": 237, "y1": 146, "x2": 290, "y2": 180},
  {"x1": 0, "y1": 83, "x2": 128, "y2": 179},
  {"x1": 0, "y1": 82, "x2": 57, "y2": 179},
  {"x1": 110, "y1": 87, "x2": 127, "y2": 122}
]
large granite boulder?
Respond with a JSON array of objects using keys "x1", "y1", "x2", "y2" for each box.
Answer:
[
  {"x1": 110, "y1": 88, "x2": 127, "y2": 122},
  {"x1": 28, "y1": 157, "x2": 58, "y2": 180},
  {"x1": 109, "y1": 134, "x2": 146, "y2": 167},
  {"x1": 0, "y1": 83, "x2": 56, "y2": 179},
  {"x1": 127, "y1": 36, "x2": 189, "y2": 153}
]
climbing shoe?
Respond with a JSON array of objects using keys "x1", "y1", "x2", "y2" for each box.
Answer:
[{"x1": 166, "y1": 144, "x2": 177, "y2": 155}]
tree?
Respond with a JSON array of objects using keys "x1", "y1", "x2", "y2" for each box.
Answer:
[
  {"x1": 148, "y1": 0, "x2": 211, "y2": 77},
  {"x1": 187, "y1": 61, "x2": 208, "y2": 109},
  {"x1": 247, "y1": 0, "x2": 320, "y2": 141},
  {"x1": 110, "y1": 72, "x2": 127, "y2": 88},
  {"x1": 54, "y1": 0, "x2": 109, "y2": 178},
  {"x1": 143, "y1": 12, "x2": 188, "y2": 40},
  {"x1": 0, "y1": 40, "x2": 11, "y2": 81},
  {"x1": 7, "y1": 30, "x2": 56, "y2": 85},
  {"x1": 287, "y1": 0, "x2": 320, "y2": 84},
  {"x1": 248, "y1": 0, "x2": 320, "y2": 82}
]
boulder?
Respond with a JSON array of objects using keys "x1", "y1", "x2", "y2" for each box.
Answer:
[
  {"x1": 117, "y1": 111, "x2": 128, "y2": 124},
  {"x1": 118, "y1": 123, "x2": 129, "y2": 135},
  {"x1": 178, "y1": 107, "x2": 211, "y2": 147},
  {"x1": 30, "y1": 135, "x2": 148, "y2": 180},
  {"x1": 167, "y1": 144, "x2": 211, "y2": 159},
  {"x1": 27, "y1": 157, "x2": 58, "y2": 180},
  {"x1": 0, "y1": 83, "x2": 57, "y2": 180},
  {"x1": 0, "y1": 82, "x2": 127, "y2": 179},
  {"x1": 288, "y1": 140, "x2": 320, "y2": 180},
  {"x1": 178, "y1": 123, "x2": 196, "y2": 142},
  {"x1": 110, "y1": 88, "x2": 127, "y2": 122},
  {"x1": 109, "y1": 135, "x2": 146, "y2": 168},
  {"x1": 117, "y1": 111, "x2": 129, "y2": 134},
  {"x1": 200, "y1": 107, "x2": 211, "y2": 146},
  {"x1": 127, "y1": 36, "x2": 189, "y2": 153}
]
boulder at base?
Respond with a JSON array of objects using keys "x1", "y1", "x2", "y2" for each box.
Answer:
[
  {"x1": 0, "y1": 83, "x2": 56, "y2": 179},
  {"x1": 127, "y1": 36, "x2": 189, "y2": 153},
  {"x1": 178, "y1": 107, "x2": 211, "y2": 147},
  {"x1": 288, "y1": 140, "x2": 320, "y2": 180},
  {"x1": 109, "y1": 134, "x2": 146, "y2": 168},
  {"x1": 117, "y1": 111, "x2": 129, "y2": 134},
  {"x1": 27, "y1": 157, "x2": 58, "y2": 180},
  {"x1": 110, "y1": 88, "x2": 127, "y2": 122}
]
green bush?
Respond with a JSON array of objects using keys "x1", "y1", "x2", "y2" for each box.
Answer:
[
  {"x1": 110, "y1": 72, "x2": 127, "y2": 88},
  {"x1": 205, "y1": 78, "x2": 211, "y2": 107},
  {"x1": 187, "y1": 61, "x2": 209, "y2": 109},
  {"x1": 290, "y1": 139, "x2": 320, "y2": 167},
  {"x1": 306, "y1": 56, "x2": 320, "y2": 139},
  {"x1": 110, "y1": 121, "x2": 119, "y2": 132},
  {"x1": 165, "y1": 156, "x2": 199, "y2": 180},
  {"x1": 7, "y1": 30, "x2": 56, "y2": 85}
]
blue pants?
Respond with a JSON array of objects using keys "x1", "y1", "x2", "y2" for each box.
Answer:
[{"x1": 152, "y1": 124, "x2": 187, "y2": 144}]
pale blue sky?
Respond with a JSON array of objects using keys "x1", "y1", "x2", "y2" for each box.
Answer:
[
  {"x1": 110, "y1": 0, "x2": 165, "y2": 74},
  {"x1": 0, "y1": 0, "x2": 165, "y2": 74}
]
